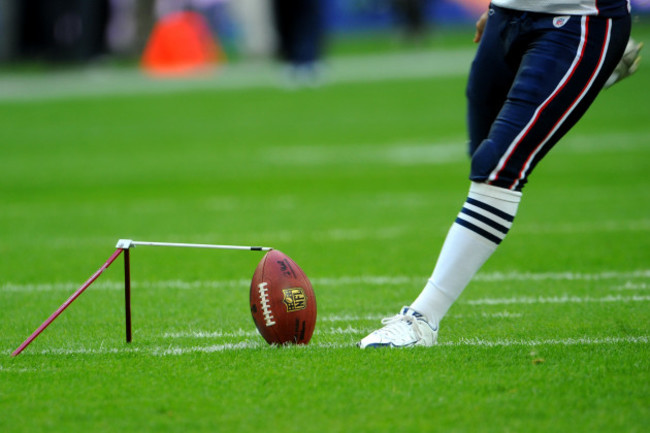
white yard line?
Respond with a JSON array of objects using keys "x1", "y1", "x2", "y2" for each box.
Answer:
[
  {"x1": 11, "y1": 335, "x2": 647, "y2": 357},
  {"x1": 163, "y1": 326, "x2": 369, "y2": 339},
  {"x1": 4, "y1": 270, "x2": 648, "y2": 357},
  {"x1": 438, "y1": 336, "x2": 650, "y2": 347},
  {"x1": 466, "y1": 294, "x2": 650, "y2": 305},
  {"x1": 163, "y1": 329, "x2": 260, "y2": 339},
  {"x1": 3, "y1": 269, "x2": 649, "y2": 293},
  {"x1": 0, "y1": 365, "x2": 41, "y2": 373}
]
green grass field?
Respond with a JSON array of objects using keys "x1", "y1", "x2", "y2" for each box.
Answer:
[{"x1": 1, "y1": 23, "x2": 649, "y2": 433}]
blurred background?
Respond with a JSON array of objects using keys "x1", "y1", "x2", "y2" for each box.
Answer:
[
  {"x1": 1, "y1": 0, "x2": 645, "y2": 71},
  {"x1": 0, "y1": 0, "x2": 479, "y2": 64}
]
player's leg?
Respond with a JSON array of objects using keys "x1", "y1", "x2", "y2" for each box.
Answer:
[
  {"x1": 358, "y1": 6, "x2": 519, "y2": 349},
  {"x1": 359, "y1": 11, "x2": 631, "y2": 348},
  {"x1": 472, "y1": 13, "x2": 632, "y2": 190},
  {"x1": 410, "y1": 12, "x2": 631, "y2": 330},
  {"x1": 465, "y1": 6, "x2": 518, "y2": 157},
  {"x1": 417, "y1": 11, "x2": 631, "y2": 328},
  {"x1": 405, "y1": 6, "x2": 527, "y2": 334}
]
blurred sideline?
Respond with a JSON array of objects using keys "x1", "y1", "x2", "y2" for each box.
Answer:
[{"x1": 0, "y1": 47, "x2": 475, "y2": 102}]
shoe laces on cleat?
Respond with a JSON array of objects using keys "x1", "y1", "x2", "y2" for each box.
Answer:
[{"x1": 358, "y1": 306, "x2": 437, "y2": 348}]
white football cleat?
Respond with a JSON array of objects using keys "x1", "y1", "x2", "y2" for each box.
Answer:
[
  {"x1": 358, "y1": 307, "x2": 438, "y2": 348},
  {"x1": 605, "y1": 38, "x2": 643, "y2": 88}
]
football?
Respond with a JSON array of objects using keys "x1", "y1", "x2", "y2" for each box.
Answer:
[{"x1": 250, "y1": 250, "x2": 317, "y2": 345}]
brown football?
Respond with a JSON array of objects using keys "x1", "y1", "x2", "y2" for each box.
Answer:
[{"x1": 250, "y1": 250, "x2": 317, "y2": 345}]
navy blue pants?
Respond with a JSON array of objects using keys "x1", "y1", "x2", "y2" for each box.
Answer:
[{"x1": 466, "y1": 5, "x2": 631, "y2": 191}]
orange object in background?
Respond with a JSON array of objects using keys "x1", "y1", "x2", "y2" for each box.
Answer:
[{"x1": 141, "y1": 11, "x2": 223, "y2": 77}]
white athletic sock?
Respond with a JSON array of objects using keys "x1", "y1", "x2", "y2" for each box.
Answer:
[{"x1": 411, "y1": 182, "x2": 522, "y2": 326}]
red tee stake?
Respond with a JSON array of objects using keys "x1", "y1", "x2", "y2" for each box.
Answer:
[{"x1": 11, "y1": 248, "x2": 125, "y2": 357}]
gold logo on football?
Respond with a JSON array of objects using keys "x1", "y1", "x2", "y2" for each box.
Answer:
[{"x1": 282, "y1": 288, "x2": 307, "y2": 312}]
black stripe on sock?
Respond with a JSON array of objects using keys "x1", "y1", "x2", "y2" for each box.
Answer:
[
  {"x1": 465, "y1": 197, "x2": 515, "y2": 222},
  {"x1": 459, "y1": 207, "x2": 510, "y2": 234},
  {"x1": 454, "y1": 217, "x2": 502, "y2": 245}
]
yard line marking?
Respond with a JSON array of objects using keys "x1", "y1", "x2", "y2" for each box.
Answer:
[
  {"x1": 516, "y1": 218, "x2": 650, "y2": 235},
  {"x1": 3, "y1": 269, "x2": 648, "y2": 293},
  {"x1": 438, "y1": 336, "x2": 650, "y2": 347},
  {"x1": 0, "y1": 365, "x2": 40, "y2": 373},
  {"x1": 482, "y1": 311, "x2": 523, "y2": 318},
  {"x1": 319, "y1": 313, "x2": 386, "y2": 322},
  {"x1": 264, "y1": 142, "x2": 467, "y2": 167},
  {"x1": 0, "y1": 279, "x2": 250, "y2": 293},
  {"x1": 155, "y1": 341, "x2": 263, "y2": 355},
  {"x1": 4, "y1": 290, "x2": 648, "y2": 311},
  {"x1": 32, "y1": 347, "x2": 144, "y2": 355},
  {"x1": 466, "y1": 294, "x2": 650, "y2": 305},
  {"x1": 611, "y1": 282, "x2": 649, "y2": 291},
  {"x1": 163, "y1": 315, "x2": 524, "y2": 341},
  {"x1": 15, "y1": 335, "x2": 647, "y2": 356},
  {"x1": 162, "y1": 329, "x2": 259, "y2": 339},
  {"x1": 163, "y1": 326, "x2": 368, "y2": 339},
  {"x1": 473, "y1": 269, "x2": 650, "y2": 282}
]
